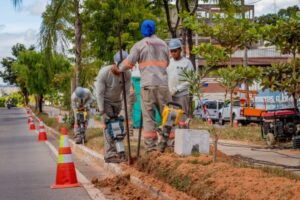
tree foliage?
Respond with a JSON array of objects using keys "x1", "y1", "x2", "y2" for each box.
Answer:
[
  {"x1": 12, "y1": 48, "x2": 71, "y2": 112},
  {"x1": 82, "y1": 0, "x2": 165, "y2": 63},
  {"x1": 183, "y1": 13, "x2": 260, "y2": 66},
  {"x1": 262, "y1": 17, "x2": 300, "y2": 58},
  {"x1": 257, "y1": 5, "x2": 300, "y2": 25},
  {"x1": 213, "y1": 66, "x2": 260, "y2": 126},
  {"x1": 261, "y1": 60, "x2": 300, "y2": 109}
]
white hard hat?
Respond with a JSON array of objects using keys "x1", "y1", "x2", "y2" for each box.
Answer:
[
  {"x1": 114, "y1": 50, "x2": 128, "y2": 64},
  {"x1": 168, "y1": 38, "x2": 182, "y2": 50},
  {"x1": 75, "y1": 87, "x2": 85, "y2": 98}
]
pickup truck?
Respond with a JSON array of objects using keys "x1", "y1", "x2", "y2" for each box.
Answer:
[
  {"x1": 218, "y1": 101, "x2": 264, "y2": 125},
  {"x1": 218, "y1": 101, "x2": 246, "y2": 125}
]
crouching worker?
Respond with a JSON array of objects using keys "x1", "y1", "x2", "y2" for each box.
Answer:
[
  {"x1": 71, "y1": 87, "x2": 93, "y2": 144},
  {"x1": 95, "y1": 50, "x2": 131, "y2": 163}
]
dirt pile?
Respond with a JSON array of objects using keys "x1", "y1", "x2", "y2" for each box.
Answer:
[
  {"x1": 93, "y1": 174, "x2": 156, "y2": 200},
  {"x1": 135, "y1": 151, "x2": 300, "y2": 200}
]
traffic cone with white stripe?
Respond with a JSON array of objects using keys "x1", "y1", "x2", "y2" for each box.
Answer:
[
  {"x1": 29, "y1": 117, "x2": 36, "y2": 131},
  {"x1": 38, "y1": 119, "x2": 47, "y2": 141},
  {"x1": 51, "y1": 127, "x2": 80, "y2": 189}
]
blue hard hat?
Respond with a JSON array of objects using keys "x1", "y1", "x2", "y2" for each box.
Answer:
[
  {"x1": 114, "y1": 50, "x2": 128, "y2": 64},
  {"x1": 141, "y1": 20, "x2": 156, "y2": 37},
  {"x1": 168, "y1": 38, "x2": 182, "y2": 50},
  {"x1": 75, "y1": 87, "x2": 85, "y2": 98}
]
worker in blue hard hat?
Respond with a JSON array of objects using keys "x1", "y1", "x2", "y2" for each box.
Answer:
[
  {"x1": 112, "y1": 19, "x2": 171, "y2": 153},
  {"x1": 167, "y1": 38, "x2": 194, "y2": 116}
]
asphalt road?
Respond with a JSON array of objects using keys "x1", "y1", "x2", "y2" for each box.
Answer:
[{"x1": 0, "y1": 108, "x2": 91, "y2": 200}]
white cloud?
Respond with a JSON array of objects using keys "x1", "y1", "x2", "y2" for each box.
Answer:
[
  {"x1": 246, "y1": 0, "x2": 300, "y2": 16},
  {"x1": 0, "y1": 29, "x2": 38, "y2": 60},
  {"x1": 0, "y1": 29, "x2": 38, "y2": 84},
  {"x1": 26, "y1": 0, "x2": 48, "y2": 16}
]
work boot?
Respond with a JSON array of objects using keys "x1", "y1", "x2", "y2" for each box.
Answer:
[
  {"x1": 145, "y1": 148, "x2": 158, "y2": 155},
  {"x1": 118, "y1": 152, "x2": 127, "y2": 162},
  {"x1": 158, "y1": 137, "x2": 168, "y2": 153},
  {"x1": 104, "y1": 155, "x2": 124, "y2": 163},
  {"x1": 75, "y1": 135, "x2": 82, "y2": 144}
]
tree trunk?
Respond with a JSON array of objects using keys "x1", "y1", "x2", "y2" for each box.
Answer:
[
  {"x1": 163, "y1": 0, "x2": 177, "y2": 38},
  {"x1": 22, "y1": 89, "x2": 29, "y2": 106},
  {"x1": 24, "y1": 93, "x2": 29, "y2": 106},
  {"x1": 74, "y1": 0, "x2": 82, "y2": 87},
  {"x1": 182, "y1": 28, "x2": 187, "y2": 57},
  {"x1": 213, "y1": 133, "x2": 218, "y2": 163},
  {"x1": 243, "y1": 47, "x2": 250, "y2": 106},
  {"x1": 38, "y1": 95, "x2": 43, "y2": 113},
  {"x1": 34, "y1": 95, "x2": 38, "y2": 111},
  {"x1": 230, "y1": 91, "x2": 233, "y2": 127},
  {"x1": 187, "y1": 28, "x2": 196, "y2": 70}
]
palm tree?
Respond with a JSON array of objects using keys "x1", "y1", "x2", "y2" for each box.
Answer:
[{"x1": 39, "y1": 0, "x2": 82, "y2": 90}]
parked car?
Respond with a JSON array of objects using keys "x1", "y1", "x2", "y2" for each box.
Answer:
[
  {"x1": 218, "y1": 101, "x2": 246, "y2": 125},
  {"x1": 194, "y1": 100, "x2": 224, "y2": 122}
]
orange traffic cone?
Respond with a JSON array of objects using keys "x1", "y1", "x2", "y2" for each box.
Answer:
[
  {"x1": 38, "y1": 120, "x2": 47, "y2": 141},
  {"x1": 51, "y1": 127, "x2": 80, "y2": 189},
  {"x1": 207, "y1": 117, "x2": 213, "y2": 126},
  {"x1": 29, "y1": 117, "x2": 36, "y2": 131},
  {"x1": 233, "y1": 119, "x2": 239, "y2": 128}
]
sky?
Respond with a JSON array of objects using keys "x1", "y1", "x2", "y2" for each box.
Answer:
[{"x1": 0, "y1": 0, "x2": 299, "y2": 85}]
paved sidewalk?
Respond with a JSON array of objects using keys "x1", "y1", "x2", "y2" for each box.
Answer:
[{"x1": 218, "y1": 140, "x2": 300, "y2": 174}]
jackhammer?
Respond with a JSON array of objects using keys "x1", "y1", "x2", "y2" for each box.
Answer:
[
  {"x1": 159, "y1": 102, "x2": 186, "y2": 153},
  {"x1": 105, "y1": 116, "x2": 127, "y2": 162}
]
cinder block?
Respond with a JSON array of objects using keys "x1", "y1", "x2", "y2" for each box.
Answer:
[{"x1": 175, "y1": 129, "x2": 209, "y2": 156}]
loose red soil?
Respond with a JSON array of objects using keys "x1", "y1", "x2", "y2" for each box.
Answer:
[
  {"x1": 134, "y1": 151, "x2": 300, "y2": 200},
  {"x1": 93, "y1": 174, "x2": 156, "y2": 200}
]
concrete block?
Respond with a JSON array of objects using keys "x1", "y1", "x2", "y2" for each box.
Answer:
[{"x1": 175, "y1": 129, "x2": 209, "y2": 156}]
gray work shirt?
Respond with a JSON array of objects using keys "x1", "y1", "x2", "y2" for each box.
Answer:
[
  {"x1": 119, "y1": 35, "x2": 169, "y2": 87},
  {"x1": 95, "y1": 65, "x2": 131, "y2": 113}
]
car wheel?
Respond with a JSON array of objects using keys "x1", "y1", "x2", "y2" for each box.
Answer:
[{"x1": 266, "y1": 133, "x2": 276, "y2": 147}]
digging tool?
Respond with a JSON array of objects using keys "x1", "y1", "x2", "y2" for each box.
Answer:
[{"x1": 117, "y1": 28, "x2": 132, "y2": 165}]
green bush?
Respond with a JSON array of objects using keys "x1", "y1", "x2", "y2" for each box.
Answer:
[{"x1": 0, "y1": 97, "x2": 6, "y2": 107}]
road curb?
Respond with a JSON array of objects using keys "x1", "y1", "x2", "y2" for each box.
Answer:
[{"x1": 30, "y1": 109, "x2": 173, "y2": 200}]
